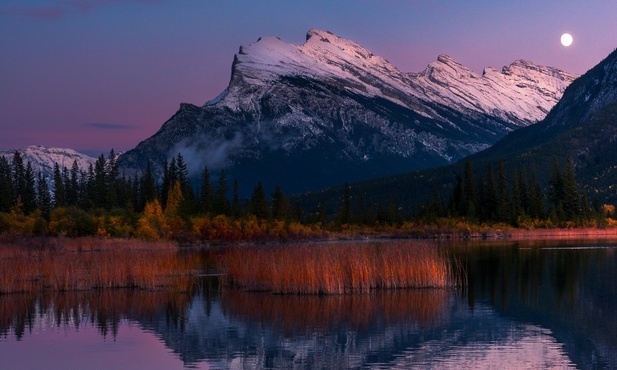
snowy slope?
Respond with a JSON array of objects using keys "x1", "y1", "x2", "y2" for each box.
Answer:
[
  {"x1": 218, "y1": 29, "x2": 576, "y2": 126},
  {"x1": 118, "y1": 29, "x2": 577, "y2": 195},
  {"x1": 0, "y1": 145, "x2": 96, "y2": 180}
]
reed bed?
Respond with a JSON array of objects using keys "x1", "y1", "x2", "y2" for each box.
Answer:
[
  {"x1": 0, "y1": 237, "x2": 199, "y2": 294},
  {"x1": 221, "y1": 241, "x2": 460, "y2": 294}
]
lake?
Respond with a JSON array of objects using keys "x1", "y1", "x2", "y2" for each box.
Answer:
[{"x1": 1, "y1": 239, "x2": 616, "y2": 369}]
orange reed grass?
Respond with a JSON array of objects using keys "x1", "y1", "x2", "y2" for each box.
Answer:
[
  {"x1": 0, "y1": 237, "x2": 199, "y2": 293},
  {"x1": 221, "y1": 241, "x2": 460, "y2": 294}
]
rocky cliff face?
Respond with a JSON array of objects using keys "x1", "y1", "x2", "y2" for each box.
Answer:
[{"x1": 117, "y1": 29, "x2": 576, "y2": 194}]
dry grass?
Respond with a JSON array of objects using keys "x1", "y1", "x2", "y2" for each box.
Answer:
[
  {"x1": 221, "y1": 241, "x2": 460, "y2": 294},
  {"x1": 0, "y1": 237, "x2": 199, "y2": 294}
]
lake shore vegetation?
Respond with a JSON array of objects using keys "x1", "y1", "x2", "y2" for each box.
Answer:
[{"x1": 2, "y1": 151, "x2": 617, "y2": 245}]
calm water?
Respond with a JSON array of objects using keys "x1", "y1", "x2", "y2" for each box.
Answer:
[{"x1": 1, "y1": 240, "x2": 617, "y2": 369}]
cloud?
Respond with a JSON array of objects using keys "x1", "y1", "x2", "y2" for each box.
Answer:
[
  {"x1": 169, "y1": 133, "x2": 245, "y2": 176},
  {"x1": 83, "y1": 122, "x2": 139, "y2": 130},
  {"x1": 0, "y1": 0, "x2": 166, "y2": 20},
  {"x1": 0, "y1": 7, "x2": 66, "y2": 20}
]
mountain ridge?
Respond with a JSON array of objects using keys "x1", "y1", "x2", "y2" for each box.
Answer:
[{"x1": 113, "y1": 29, "x2": 574, "y2": 194}]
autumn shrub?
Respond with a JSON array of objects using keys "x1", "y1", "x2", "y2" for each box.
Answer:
[{"x1": 49, "y1": 207, "x2": 97, "y2": 237}]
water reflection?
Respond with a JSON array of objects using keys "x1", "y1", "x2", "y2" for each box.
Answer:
[{"x1": 1, "y1": 241, "x2": 617, "y2": 369}]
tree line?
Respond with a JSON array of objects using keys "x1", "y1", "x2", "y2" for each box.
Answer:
[{"x1": 0, "y1": 150, "x2": 614, "y2": 241}]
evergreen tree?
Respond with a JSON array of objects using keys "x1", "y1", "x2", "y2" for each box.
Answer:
[
  {"x1": 36, "y1": 171, "x2": 52, "y2": 219},
  {"x1": 0, "y1": 156, "x2": 14, "y2": 212},
  {"x1": 561, "y1": 157, "x2": 580, "y2": 220},
  {"x1": 22, "y1": 162, "x2": 37, "y2": 214},
  {"x1": 271, "y1": 185, "x2": 287, "y2": 221},
  {"x1": 528, "y1": 164, "x2": 545, "y2": 219},
  {"x1": 340, "y1": 183, "x2": 351, "y2": 224},
  {"x1": 213, "y1": 170, "x2": 229, "y2": 215},
  {"x1": 462, "y1": 160, "x2": 476, "y2": 218},
  {"x1": 199, "y1": 167, "x2": 214, "y2": 214},
  {"x1": 450, "y1": 174, "x2": 463, "y2": 216},
  {"x1": 67, "y1": 160, "x2": 80, "y2": 206},
  {"x1": 518, "y1": 167, "x2": 529, "y2": 215},
  {"x1": 548, "y1": 157, "x2": 565, "y2": 220},
  {"x1": 510, "y1": 170, "x2": 521, "y2": 223},
  {"x1": 250, "y1": 181, "x2": 268, "y2": 219},
  {"x1": 141, "y1": 162, "x2": 157, "y2": 206},
  {"x1": 232, "y1": 180, "x2": 242, "y2": 218},
  {"x1": 484, "y1": 162, "x2": 498, "y2": 221},
  {"x1": 11, "y1": 151, "x2": 25, "y2": 204},
  {"x1": 106, "y1": 150, "x2": 118, "y2": 209},
  {"x1": 93, "y1": 154, "x2": 107, "y2": 209},
  {"x1": 175, "y1": 153, "x2": 196, "y2": 217},
  {"x1": 497, "y1": 161, "x2": 510, "y2": 222},
  {"x1": 52, "y1": 163, "x2": 66, "y2": 208},
  {"x1": 161, "y1": 158, "x2": 170, "y2": 209}
]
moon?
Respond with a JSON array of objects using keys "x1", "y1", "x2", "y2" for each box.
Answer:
[{"x1": 561, "y1": 33, "x2": 573, "y2": 47}]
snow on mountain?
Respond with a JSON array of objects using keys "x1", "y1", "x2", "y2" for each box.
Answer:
[
  {"x1": 218, "y1": 29, "x2": 576, "y2": 127},
  {"x1": 0, "y1": 145, "x2": 96, "y2": 180},
  {"x1": 118, "y1": 29, "x2": 577, "y2": 195}
]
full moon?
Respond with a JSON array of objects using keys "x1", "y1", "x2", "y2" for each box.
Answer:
[{"x1": 561, "y1": 33, "x2": 573, "y2": 47}]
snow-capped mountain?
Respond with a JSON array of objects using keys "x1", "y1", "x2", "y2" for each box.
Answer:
[
  {"x1": 0, "y1": 145, "x2": 96, "y2": 180},
  {"x1": 118, "y1": 29, "x2": 576, "y2": 194}
]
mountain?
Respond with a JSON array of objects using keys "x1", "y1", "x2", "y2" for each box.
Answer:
[
  {"x1": 296, "y1": 48, "x2": 617, "y2": 212},
  {"x1": 117, "y1": 29, "x2": 575, "y2": 194},
  {"x1": 0, "y1": 145, "x2": 96, "y2": 181}
]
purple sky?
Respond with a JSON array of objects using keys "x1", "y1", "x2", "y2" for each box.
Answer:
[{"x1": 1, "y1": 0, "x2": 615, "y2": 156}]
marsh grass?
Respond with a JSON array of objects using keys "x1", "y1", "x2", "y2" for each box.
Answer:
[
  {"x1": 221, "y1": 241, "x2": 461, "y2": 294},
  {"x1": 0, "y1": 237, "x2": 198, "y2": 294}
]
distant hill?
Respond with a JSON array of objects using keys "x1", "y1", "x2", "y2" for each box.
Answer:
[{"x1": 0, "y1": 145, "x2": 96, "y2": 181}]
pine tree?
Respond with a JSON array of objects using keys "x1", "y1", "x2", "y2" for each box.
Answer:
[
  {"x1": 106, "y1": 150, "x2": 118, "y2": 209},
  {"x1": 93, "y1": 154, "x2": 107, "y2": 209},
  {"x1": 497, "y1": 161, "x2": 510, "y2": 222},
  {"x1": 22, "y1": 162, "x2": 37, "y2": 214},
  {"x1": 484, "y1": 161, "x2": 498, "y2": 221},
  {"x1": 462, "y1": 160, "x2": 476, "y2": 218},
  {"x1": 340, "y1": 183, "x2": 351, "y2": 224},
  {"x1": 271, "y1": 185, "x2": 286, "y2": 221},
  {"x1": 250, "y1": 181, "x2": 268, "y2": 219},
  {"x1": 0, "y1": 156, "x2": 14, "y2": 212},
  {"x1": 161, "y1": 158, "x2": 170, "y2": 209},
  {"x1": 141, "y1": 162, "x2": 157, "y2": 206},
  {"x1": 561, "y1": 157, "x2": 579, "y2": 220},
  {"x1": 510, "y1": 170, "x2": 521, "y2": 224},
  {"x1": 175, "y1": 153, "x2": 196, "y2": 217},
  {"x1": 11, "y1": 151, "x2": 25, "y2": 205},
  {"x1": 53, "y1": 163, "x2": 66, "y2": 208},
  {"x1": 36, "y1": 171, "x2": 52, "y2": 219},
  {"x1": 213, "y1": 170, "x2": 229, "y2": 215},
  {"x1": 67, "y1": 160, "x2": 80, "y2": 206},
  {"x1": 548, "y1": 157, "x2": 565, "y2": 221},
  {"x1": 232, "y1": 180, "x2": 242, "y2": 218},
  {"x1": 199, "y1": 167, "x2": 214, "y2": 214},
  {"x1": 527, "y1": 164, "x2": 544, "y2": 219}
]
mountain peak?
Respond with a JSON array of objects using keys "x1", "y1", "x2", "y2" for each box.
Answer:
[{"x1": 121, "y1": 29, "x2": 578, "y2": 194}]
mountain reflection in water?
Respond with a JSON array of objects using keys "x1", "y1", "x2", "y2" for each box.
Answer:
[{"x1": 1, "y1": 241, "x2": 616, "y2": 369}]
